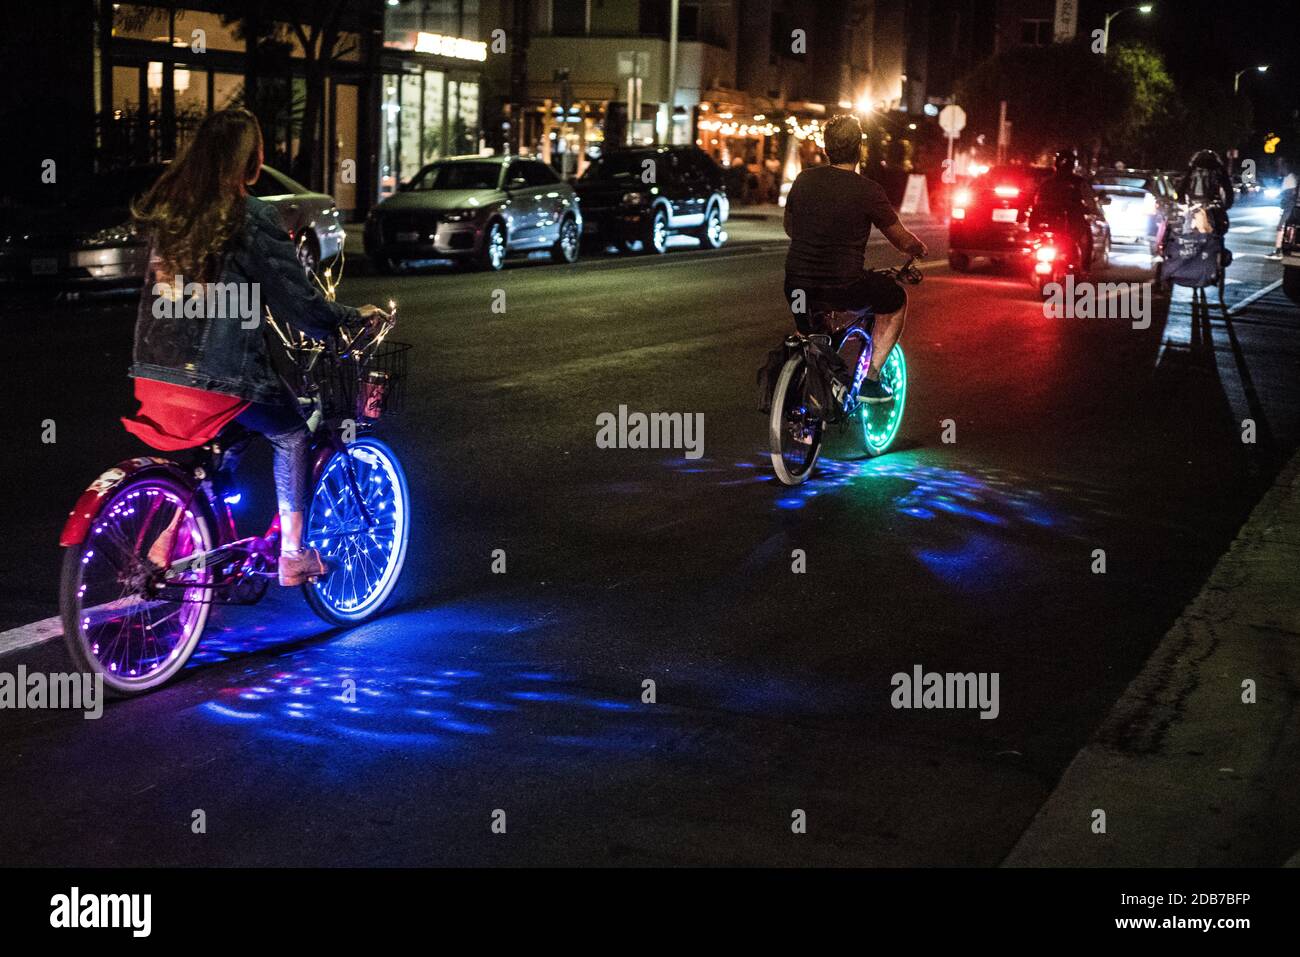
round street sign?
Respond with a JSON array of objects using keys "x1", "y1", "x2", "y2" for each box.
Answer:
[{"x1": 938, "y1": 104, "x2": 967, "y2": 138}]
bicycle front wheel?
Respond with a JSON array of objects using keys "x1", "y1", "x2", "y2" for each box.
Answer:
[
  {"x1": 303, "y1": 438, "x2": 411, "y2": 625},
  {"x1": 860, "y1": 343, "x2": 907, "y2": 456},
  {"x1": 769, "y1": 354, "x2": 825, "y2": 485}
]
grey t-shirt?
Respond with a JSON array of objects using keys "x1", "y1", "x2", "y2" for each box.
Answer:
[{"x1": 784, "y1": 165, "x2": 899, "y2": 286}]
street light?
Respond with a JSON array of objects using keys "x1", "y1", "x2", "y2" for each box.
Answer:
[
  {"x1": 1234, "y1": 64, "x2": 1269, "y2": 94},
  {"x1": 1102, "y1": 4, "x2": 1153, "y2": 54}
]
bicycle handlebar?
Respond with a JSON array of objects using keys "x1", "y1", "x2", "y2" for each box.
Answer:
[{"x1": 879, "y1": 256, "x2": 924, "y2": 285}]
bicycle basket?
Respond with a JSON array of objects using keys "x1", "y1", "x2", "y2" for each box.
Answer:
[{"x1": 318, "y1": 340, "x2": 412, "y2": 421}]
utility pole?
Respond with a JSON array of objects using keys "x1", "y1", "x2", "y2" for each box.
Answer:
[
  {"x1": 666, "y1": 0, "x2": 679, "y2": 145},
  {"x1": 508, "y1": 0, "x2": 532, "y2": 154}
]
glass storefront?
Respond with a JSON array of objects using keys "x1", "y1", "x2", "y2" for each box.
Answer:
[
  {"x1": 378, "y1": 68, "x2": 480, "y2": 199},
  {"x1": 99, "y1": 1, "x2": 484, "y2": 214}
]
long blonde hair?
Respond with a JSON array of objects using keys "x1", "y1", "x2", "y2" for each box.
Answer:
[{"x1": 132, "y1": 109, "x2": 263, "y2": 284}]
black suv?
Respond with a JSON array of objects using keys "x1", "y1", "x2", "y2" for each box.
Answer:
[{"x1": 574, "y1": 146, "x2": 729, "y2": 254}]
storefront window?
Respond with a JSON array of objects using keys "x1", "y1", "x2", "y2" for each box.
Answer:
[
  {"x1": 113, "y1": 5, "x2": 243, "y2": 52},
  {"x1": 380, "y1": 77, "x2": 401, "y2": 197},
  {"x1": 111, "y1": 65, "x2": 141, "y2": 115},
  {"x1": 399, "y1": 73, "x2": 423, "y2": 183},
  {"x1": 212, "y1": 72, "x2": 242, "y2": 112},
  {"x1": 449, "y1": 78, "x2": 479, "y2": 155},
  {"x1": 423, "y1": 71, "x2": 446, "y2": 160},
  {"x1": 378, "y1": 67, "x2": 479, "y2": 199}
]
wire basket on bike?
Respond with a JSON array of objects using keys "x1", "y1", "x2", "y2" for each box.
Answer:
[{"x1": 314, "y1": 338, "x2": 411, "y2": 421}]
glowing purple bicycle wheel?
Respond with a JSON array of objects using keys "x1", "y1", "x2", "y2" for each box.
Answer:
[{"x1": 60, "y1": 475, "x2": 213, "y2": 695}]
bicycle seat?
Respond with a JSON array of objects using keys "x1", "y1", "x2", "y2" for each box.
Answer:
[{"x1": 806, "y1": 303, "x2": 873, "y2": 337}]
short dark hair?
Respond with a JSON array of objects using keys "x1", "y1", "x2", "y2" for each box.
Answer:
[{"x1": 823, "y1": 114, "x2": 863, "y2": 165}]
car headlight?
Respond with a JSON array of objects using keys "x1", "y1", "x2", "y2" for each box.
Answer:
[
  {"x1": 79, "y1": 222, "x2": 138, "y2": 247},
  {"x1": 441, "y1": 209, "x2": 475, "y2": 223},
  {"x1": 622, "y1": 191, "x2": 648, "y2": 207}
]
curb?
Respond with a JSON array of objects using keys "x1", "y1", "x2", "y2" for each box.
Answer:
[{"x1": 1004, "y1": 448, "x2": 1300, "y2": 866}]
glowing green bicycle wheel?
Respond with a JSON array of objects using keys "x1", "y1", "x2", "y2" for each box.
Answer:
[{"x1": 859, "y1": 343, "x2": 907, "y2": 456}]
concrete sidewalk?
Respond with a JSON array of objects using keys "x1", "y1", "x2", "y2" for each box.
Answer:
[{"x1": 1005, "y1": 449, "x2": 1300, "y2": 867}]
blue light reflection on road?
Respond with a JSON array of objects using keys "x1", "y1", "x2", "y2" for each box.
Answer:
[{"x1": 193, "y1": 603, "x2": 666, "y2": 754}]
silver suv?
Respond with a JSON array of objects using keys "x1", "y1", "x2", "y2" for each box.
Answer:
[{"x1": 364, "y1": 156, "x2": 583, "y2": 272}]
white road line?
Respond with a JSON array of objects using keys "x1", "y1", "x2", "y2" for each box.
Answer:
[
  {"x1": 1227, "y1": 278, "x2": 1282, "y2": 315},
  {"x1": 0, "y1": 616, "x2": 63, "y2": 656}
]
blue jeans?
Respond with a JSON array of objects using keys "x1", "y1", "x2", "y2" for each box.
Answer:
[{"x1": 235, "y1": 401, "x2": 311, "y2": 513}]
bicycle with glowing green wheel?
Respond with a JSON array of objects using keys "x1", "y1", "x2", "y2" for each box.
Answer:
[{"x1": 769, "y1": 256, "x2": 921, "y2": 486}]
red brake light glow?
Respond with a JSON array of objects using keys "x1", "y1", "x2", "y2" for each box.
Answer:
[
  {"x1": 1035, "y1": 246, "x2": 1057, "y2": 263},
  {"x1": 994, "y1": 185, "x2": 1020, "y2": 199}
]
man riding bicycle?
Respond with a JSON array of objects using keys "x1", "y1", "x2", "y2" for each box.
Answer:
[{"x1": 783, "y1": 114, "x2": 927, "y2": 404}]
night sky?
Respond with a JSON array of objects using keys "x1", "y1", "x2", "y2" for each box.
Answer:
[{"x1": 1082, "y1": 0, "x2": 1299, "y2": 143}]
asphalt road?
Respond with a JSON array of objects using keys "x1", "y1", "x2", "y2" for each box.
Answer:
[{"x1": 2, "y1": 199, "x2": 1297, "y2": 865}]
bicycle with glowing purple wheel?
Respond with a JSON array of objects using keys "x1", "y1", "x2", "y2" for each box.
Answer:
[
  {"x1": 58, "y1": 261, "x2": 412, "y2": 697},
  {"x1": 768, "y1": 256, "x2": 921, "y2": 486}
]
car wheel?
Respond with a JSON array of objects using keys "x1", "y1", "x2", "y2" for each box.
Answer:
[
  {"x1": 948, "y1": 252, "x2": 970, "y2": 272},
  {"x1": 1284, "y1": 265, "x2": 1300, "y2": 304},
  {"x1": 478, "y1": 220, "x2": 507, "y2": 271},
  {"x1": 551, "y1": 215, "x2": 580, "y2": 264},
  {"x1": 644, "y1": 208, "x2": 669, "y2": 255},
  {"x1": 296, "y1": 234, "x2": 320, "y2": 276},
  {"x1": 697, "y1": 203, "x2": 726, "y2": 249}
]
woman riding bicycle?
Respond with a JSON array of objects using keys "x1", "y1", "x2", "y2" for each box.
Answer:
[{"x1": 127, "y1": 108, "x2": 389, "y2": 585}]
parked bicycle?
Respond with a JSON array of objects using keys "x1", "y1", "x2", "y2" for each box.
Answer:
[
  {"x1": 58, "y1": 256, "x2": 412, "y2": 696},
  {"x1": 768, "y1": 256, "x2": 922, "y2": 485}
]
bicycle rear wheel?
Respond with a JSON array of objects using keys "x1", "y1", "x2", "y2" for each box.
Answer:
[
  {"x1": 860, "y1": 343, "x2": 907, "y2": 456},
  {"x1": 60, "y1": 472, "x2": 213, "y2": 696},
  {"x1": 302, "y1": 438, "x2": 410, "y2": 625},
  {"x1": 769, "y1": 354, "x2": 825, "y2": 485}
]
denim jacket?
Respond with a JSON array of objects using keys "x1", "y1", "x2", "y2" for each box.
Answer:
[{"x1": 131, "y1": 196, "x2": 360, "y2": 403}]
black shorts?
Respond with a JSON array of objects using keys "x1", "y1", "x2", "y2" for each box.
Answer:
[{"x1": 784, "y1": 271, "x2": 906, "y2": 333}]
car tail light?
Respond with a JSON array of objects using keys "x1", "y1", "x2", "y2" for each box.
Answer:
[
  {"x1": 1035, "y1": 245, "x2": 1057, "y2": 263},
  {"x1": 1035, "y1": 261, "x2": 1053, "y2": 275},
  {"x1": 994, "y1": 185, "x2": 1020, "y2": 199},
  {"x1": 954, "y1": 188, "x2": 973, "y2": 207},
  {"x1": 952, "y1": 207, "x2": 966, "y2": 219}
]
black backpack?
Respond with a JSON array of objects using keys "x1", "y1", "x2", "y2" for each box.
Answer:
[{"x1": 1186, "y1": 166, "x2": 1216, "y2": 205}]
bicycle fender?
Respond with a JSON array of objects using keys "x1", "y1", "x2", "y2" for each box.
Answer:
[{"x1": 60, "y1": 457, "x2": 190, "y2": 547}]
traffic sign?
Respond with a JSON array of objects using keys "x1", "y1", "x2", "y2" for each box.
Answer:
[{"x1": 938, "y1": 104, "x2": 967, "y2": 139}]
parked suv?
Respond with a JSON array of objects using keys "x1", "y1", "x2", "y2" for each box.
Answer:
[
  {"x1": 364, "y1": 155, "x2": 582, "y2": 272},
  {"x1": 575, "y1": 146, "x2": 728, "y2": 254}
]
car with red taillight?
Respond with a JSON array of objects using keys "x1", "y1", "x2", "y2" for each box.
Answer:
[{"x1": 947, "y1": 165, "x2": 1051, "y2": 272}]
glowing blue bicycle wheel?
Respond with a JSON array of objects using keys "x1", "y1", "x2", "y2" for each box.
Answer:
[{"x1": 303, "y1": 438, "x2": 410, "y2": 624}]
